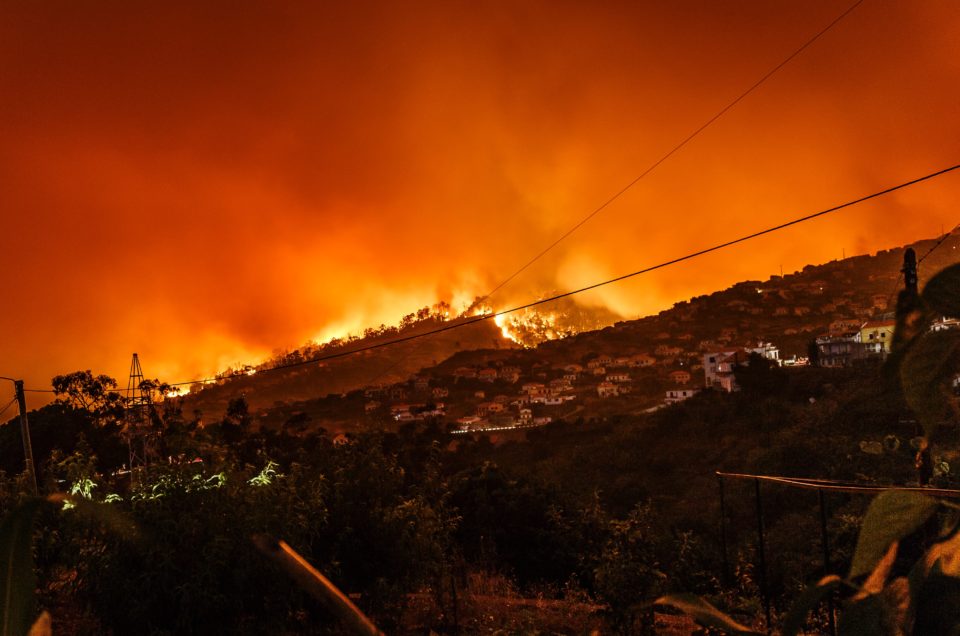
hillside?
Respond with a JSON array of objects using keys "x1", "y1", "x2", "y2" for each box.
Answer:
[
  {"x1": 539, "y1": 234, "x2": 958, "y2": 361},
  {"x1": 181, "y1": 315, "x2": 518, "y2": 418},
  {"x1": 183, "y1": 233, "x2": 960, "y2": 431}
]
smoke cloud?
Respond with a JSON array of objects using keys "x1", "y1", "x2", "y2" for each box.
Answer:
[{"x1": 2, "y1": 1, "x2": 958, "y2": 392}]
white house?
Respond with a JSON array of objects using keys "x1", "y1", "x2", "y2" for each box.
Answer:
[
  {"x1": 597, "y1": 382, "x2": 619, "y2": 398},
  {"x1": 665, "y1": 387, "x2": 701, "y2": 403}
]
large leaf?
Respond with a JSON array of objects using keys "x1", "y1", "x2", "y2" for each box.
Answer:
[
  {"x1": 0, "y1": 499, "x2": 44, "y2": 636},
  {"x1": 850, "y1": 491, "x2": 938, "y2": 579},
  {"x1": 781, "y1": 575, "x2": 841, "y2": 636},
  {"x1": 654, "y1": 593, "x2": 760, "y2": 634},
  {"x1": 900, "y1": 330, "x2": 960, "y2": 435},
  {"x1": 922, "y1": 263, "x2": 960, "y2": 319}
]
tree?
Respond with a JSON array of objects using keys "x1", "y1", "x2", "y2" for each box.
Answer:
[
  {"x1": 734, "y1": 352, "x2": 787, "y2": 395},
  {"x1": 807, "y1": 339, "x2": 820, "y2": 367},
  {"x1": 51, "y1": 371, "x2": 123, "y2": 419},
  {"x1": 225, "y1": 396, "x2": 251, "y2": 428}
]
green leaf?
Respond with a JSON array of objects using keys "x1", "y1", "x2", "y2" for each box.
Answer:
[
  {"x1": 900, "y1": 330, "x2": 960, "y2": 435},
  {"x1": 922, "y1": 263, "x2": 960, "y2": 319},
  {"x1": 850, "y1": 491, "x2": 938, "y2": 579},
  {"x1": 0, "y1": 499, "x2": 44, "y2": 636},
  {"x1": 654, "y1": 593, "x2": 760, "y2": 634},
  {"x1": 781, "y1": 575, "x2": 841, "y2": 636},
  {"x1": 49, "y1": 494, "x2": 138, "y2": 539}
]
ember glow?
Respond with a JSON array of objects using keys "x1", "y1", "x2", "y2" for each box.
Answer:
[{"x1": 2, "y1": 1, "x2": 959, "y2": 392}]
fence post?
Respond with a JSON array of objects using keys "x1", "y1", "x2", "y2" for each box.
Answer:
[
  {"x1": 818, "y1": 488, "x2": 837, "y2": 636},
  {"x1": 754, "y1": 478, "x2": 771, "y2": 634},
  {"x1": 717, "y1": 473, "x2": 730, "y2": 587}
]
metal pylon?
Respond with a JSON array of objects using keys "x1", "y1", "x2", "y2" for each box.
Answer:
[{"x1": 124, "y1": 353, "x2": 157, "y2": 480}]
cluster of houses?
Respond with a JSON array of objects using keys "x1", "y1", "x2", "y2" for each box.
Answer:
[
  {"x1": 699, "y1": 342, "x2": 781, "y2": 393},
  {"x1": 356, "y1": 285, "x2": 958, "y2": 431},
  {"x1": 360, "y1": 336, "x2": 794, "y2": 429},
  {"x1": 359, "y1": 349, "x2": 713, "y2": 433},
  {"x1": 814, "y1": 316, "x2": 959, "y2": 368},
  {"x1": 814, "y1": 318, "x2": 896, "y2": 368}
]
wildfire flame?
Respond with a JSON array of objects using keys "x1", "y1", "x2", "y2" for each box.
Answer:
[{"x1": 494, "y1": 313, "x2": 521, "y2": 344}]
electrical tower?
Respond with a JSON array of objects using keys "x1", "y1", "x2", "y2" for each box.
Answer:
[{"x1": 124, "y1": 353, "x2": 158, "y2": 479}]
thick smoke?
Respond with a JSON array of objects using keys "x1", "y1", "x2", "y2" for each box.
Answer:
[{"x1": 1, "y1": 1, "x2": 958, "y2": 391}]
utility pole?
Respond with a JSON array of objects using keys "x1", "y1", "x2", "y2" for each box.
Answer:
[
  {"x1": 901, "y1": 248, "x2": 930, "y2": 485},
  {"x1": 13, "y1": 380, "x2": 39, "y2": 496},
  {"x1": 902, "y1": 247, "x2": 918, "y2": 296}
]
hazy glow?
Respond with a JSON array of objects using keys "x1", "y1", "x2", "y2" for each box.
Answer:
[{"x1": 2, "y1": 1, "x2": 959, "y2": 394}]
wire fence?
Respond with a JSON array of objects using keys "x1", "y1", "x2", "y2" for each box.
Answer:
[{"x1": 715, "y1": 471, "x2": 960, "y2": 635}]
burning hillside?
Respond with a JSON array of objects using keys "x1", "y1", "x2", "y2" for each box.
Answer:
[{"x1": 494, "y1": 297, "x2": 622, "y2": 347}]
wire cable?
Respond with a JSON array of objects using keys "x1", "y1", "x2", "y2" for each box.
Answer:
[
  {"x1": 479, "y1": 0, "x2": 865, "y2": 303},
  {"x1": 26, "y1": 0, "x2": 863, "y2": 393},
  {"x1": 882, "y1": 221, "x2": 960, "y2": 309},
  {"x1": 146, "y1": 161, "x2": 957, "y2": 390},
  {"x1": 15, "y1": 162, "x2": 958, "y2": 394},
  {"x1": 717, "y1": 471, "x2": 960, "y2": 498},
  {"x1": 0, "y1": 397, "x2": 18, "y2": 421},
  {"x1": 356, "y1": 0, "x2": 867, "y2": 389},
  {"x1": 918, "y1": 222, "x2": 960, "y2": 265}
]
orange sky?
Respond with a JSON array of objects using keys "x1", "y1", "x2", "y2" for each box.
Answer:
[{"x1": 2, "y1": 0, "x2": 959, "y2": 395}]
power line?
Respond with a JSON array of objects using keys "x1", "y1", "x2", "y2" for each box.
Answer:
[
  {"x1": 0, "y1": 374, "x2": 54, "y2": 393},
  {"x1": 908, "y1": 221, "x2": 960, "y2": 312},
  {"x1": 16, "y1": 162, "x2": 959, "y2": 394},
  {"x1": 881, "y1": 221, "x2": 960, "y2": 309},
  {"x1": 357, "y1": 0, "x2": 867, "y2": 390},
  {"x1": 479, "y1": 0, "x2": 865, "y2": 303},
  {"x1": 0, "y1": 397, "x2": 17, "y2": 421},
  {"x1": 35, "y1": 0, "x2": 863, "y2": 393},
  {"x1": 143, "y1": 161, "x2": 956, "y2": 390},
  {"x1": 918, "y1": 222, "x2": 960, "y2": 265}
]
